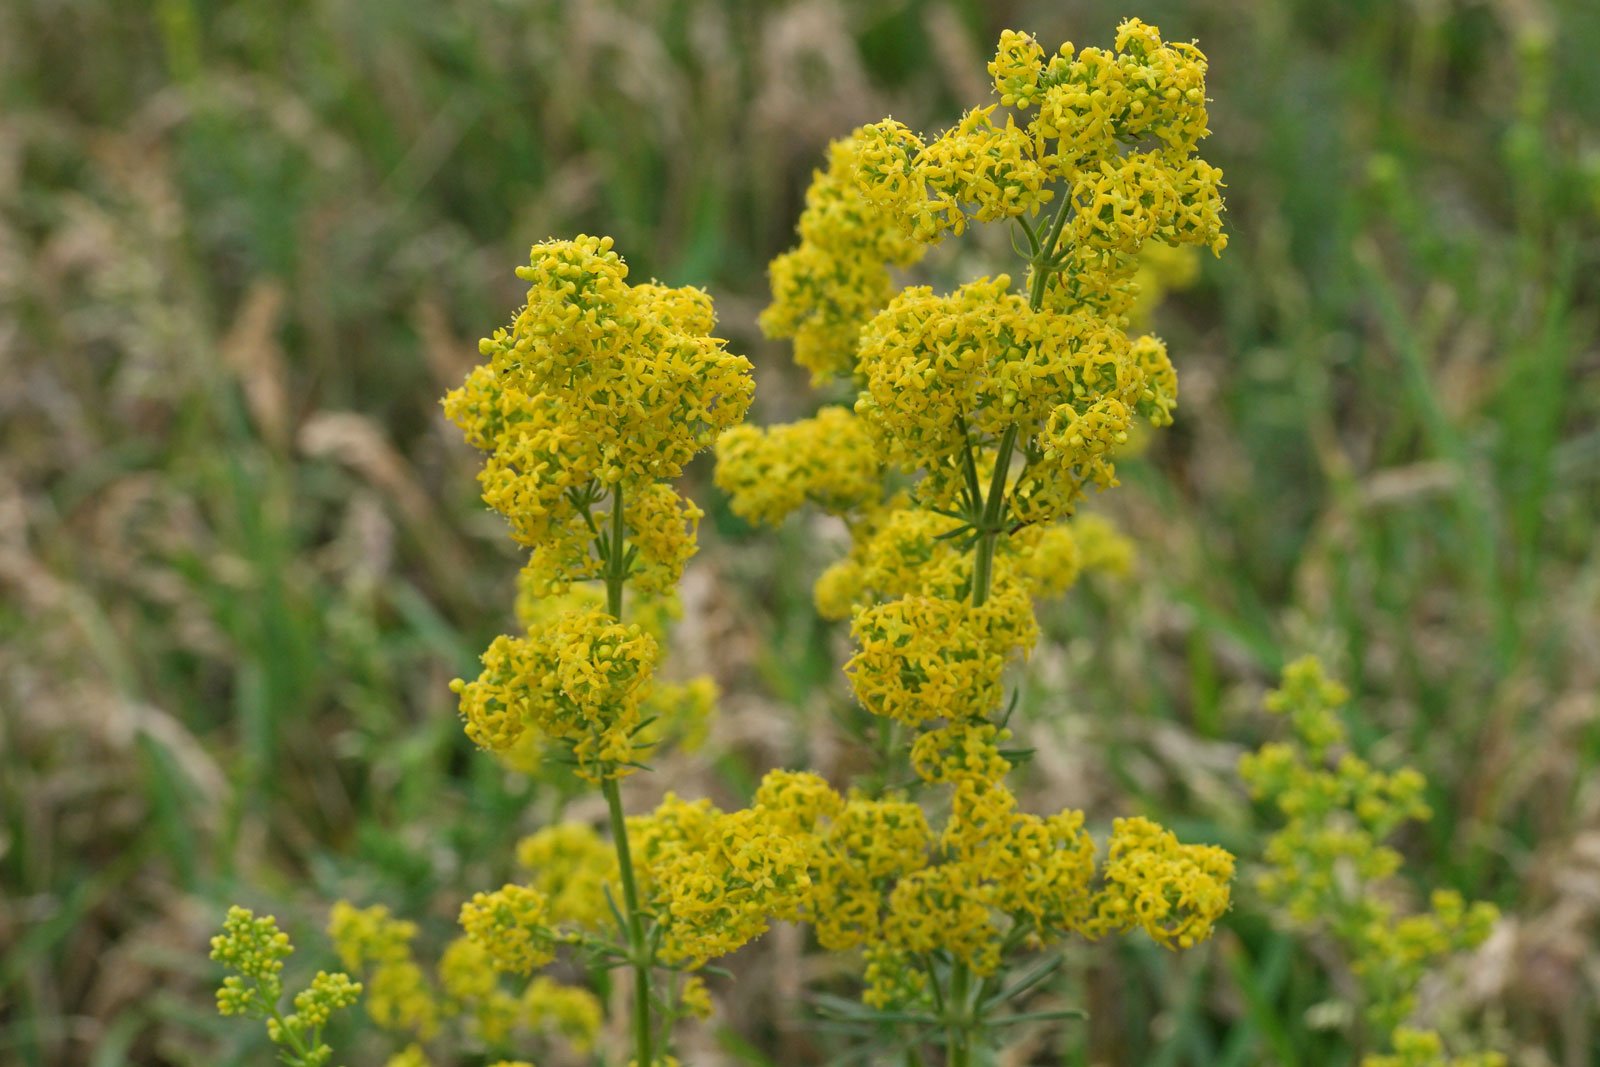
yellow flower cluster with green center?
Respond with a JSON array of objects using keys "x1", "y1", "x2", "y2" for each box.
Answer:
[
  {"x1": 451, "y1": 607, "x2": 658, "y2": 781},
  {"x1": 210, "y1": 907, "x2": 362, "y2": 1067},
  {"x1": 845, "y1": 592, "x2": 1030, "y2": 725},
  {"x1": 759, "y1": 132, "x2": 927, "y2": 381},
  {"x1": 849, "y1": 273, "x2": 1174, "y2": 522},
  {"x1": 458, "y1": 884, "x2": 560, "y2": 975},
  {"x1": 625, "y1": 793, "x2": 816, "y2": 969},
  {"x1": 714, "y1": 406, "x2": 883, "y2": 525},
  {"x1": 1242, "y1": 657, "x2": 1503, "y2": 1064},
  {"x1": 706, "y1": 756, "x2": 1232, "y2": 1012},
  {"x1": 1087, "y1": 816, "x2": 1236, "y2": 948}
]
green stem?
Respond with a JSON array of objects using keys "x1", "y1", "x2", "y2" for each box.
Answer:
[
  {"x1": 1029, "y1": 193, "x2": 1075, "y2": 310},
  {"x1": 607, "y1": 481, "x2": 627, "y2": 619},
  {"x1": 604, "y1": 776, "x2": 653, "y2": 1067},
  {"x1": 268, "y1": 1005, "x2": 311, "y2": 1061},
  {"x1": 971, "y1": 424, "x2": 1019, "y2": 609},
  {"x1": 601, "y1": 480, "x2": 651, "y2": 1066},
  {"x1": 947, "y1": 962, "x2": 972, "y2": 1067}
]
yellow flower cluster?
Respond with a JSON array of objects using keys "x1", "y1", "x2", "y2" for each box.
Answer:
[
  {"x1": 626, "y1": 792, "x2": 816, "y2": 968},
  {"x1": 280, "y1": 972, "x2": 362, "y2": 1035},
  {"x1": 451, "y1": 608, "x2": 658, "y2": 781},
  {"x1": 211, "y1": 906, "x2": 294, "y2": 1018},
  {"x1": 327, "y1": 902, "x2": 438, "y2": 1038},
  {"x1": 522, "y1": 975, "x2": 604, "y2": 1053},
  {"x1": 850, "y1": 274, "x2": 1176, "y2": 522},
  {"x1": 678, "y1": 975, "x2": 714, "y2": 1020},
  {"x1": 1241, "y1": 657, "x2": 1502, "y2": 1061},
  {"x1": 1090, "y1": 816, "x2": 1236, "y2": 949},
  {"x1": 458, "y1": 884, "x2": 560, "y2": 975},
  {"x1": 856, "y1": 107, "x2": 1055, "y2": 239},
  {"x1": 326, "y1": 899, "x2": 601, "y2": 1059},
  {"x1": 760, "y1": 132, "x2": 926, "y2": 381},
  {"x1": 714, "y1": 406, "x2": 882, "y2": 525},
  {"x1": 845, "y1": 593, "x2": 1030, "y2": 725},
  {"x1": 857, "y1": 20, "x2": 1223, "y2": 253},
  {"x1": 713, "y1": 757, "x2": 1233, "y2": 1009},
  {"x1": 211, "y1": 907, "x2": 362, "y2": 1067},
  {"x1": 514, "y1": 823, "x2": 619, "y2": 929},
  {"x1": 446, "y1": 234, "x2": 751, "y2": 506}
]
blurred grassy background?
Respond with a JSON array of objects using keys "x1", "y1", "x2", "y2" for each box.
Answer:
[{"x1": 1, "y1": 0, "x2": 1597, "y2": 1064}]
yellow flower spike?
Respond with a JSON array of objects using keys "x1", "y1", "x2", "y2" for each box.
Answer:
[
  {"x1": 447, "y1": 235, "x2": 752, "y2": 559},
  {"x1": 210, "y1": 906, "x2": 293, "y2": 1016},
  {"x1": 211, "y1": 907, "x2": 364, "y2": 1065}
]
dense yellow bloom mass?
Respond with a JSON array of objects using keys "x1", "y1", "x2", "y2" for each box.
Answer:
[
  {"x1": 1089, "y1": 816, "x2": 1236, "y2": 948},
  {"x1": 622, "y1": 790, "x2": 818, "y2": 968},
  {"x1": 458, "y1": 884, "x2": 560, "y2": 975},
  {"x1": 715, "y1": 407, "x2": 882, "y2": 525},
  {"x1": 716, "y1": 19, "x2": 1235, "y2": 1030},
  {"x1": 845, "y1": 594, "x2": 1022, "y2": 725},
  {"x1": 450, "y1": 235, "x2": 752, "y2": 493},
  {"x1": 452, "y1": 608, "x2": 658, "y2": 781},
  {"x1": 759, "y1": 131, "x2": 926, "y2": 381}
]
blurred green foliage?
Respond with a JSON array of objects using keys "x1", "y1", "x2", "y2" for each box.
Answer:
[{"x1": 1, "y1": 0, "x2": 1596, "y2": 1064}]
